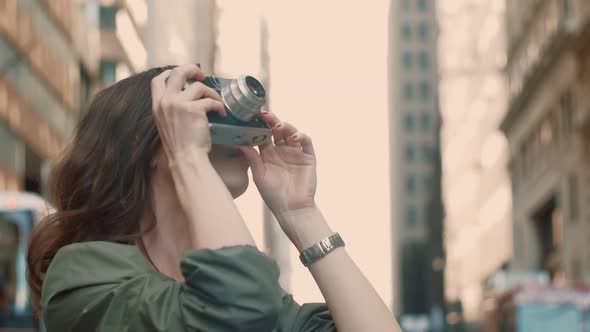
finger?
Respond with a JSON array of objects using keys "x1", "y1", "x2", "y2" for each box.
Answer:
[
  {"x1": 272, "y1": 121, "x2": 298, "y2": 143},
  {"x1": 151, "y1": 70, "x2": 172, "y2": 110},
  {"x1": 237, "y1": 145, "x2": 265, "y2": 180},
  {"x1": 179, "y1": 81, "x2": 223, "y2": 103},
  {"x1": 259, "y1": 111, "x2": 281, "y2": 128},
  {"x1": 292, "y1": 132, "x2": 315, "y2": 156},
  {"x1": 285, "y1": 132, "x2": 303, "y2": 149},
  {"x1": 165, "y1": 64, "x2": 205, "y2": 94},
  {"x1": 187, "y1": 98, "x2": 227, "y2": 117},
  {"x1": 257, "y1": 140, "x2": 274, "y2": 152}
]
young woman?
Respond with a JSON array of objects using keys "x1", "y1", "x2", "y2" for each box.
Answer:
[{"x1": 27, "y1": 64, "x2": 401, "y2": 331}]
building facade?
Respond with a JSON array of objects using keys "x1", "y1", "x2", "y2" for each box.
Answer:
[
  {"x1": 502, "y1": 0, "x2": 590, "y2": 282},
  {"x1": 0, "y1": 0, "x2": 102, "y2": 195},
  {"x1": 144, "y1": 0, "x2": 217, "y2": 70},
  {"x1": 437, "y1": 0, "x2": 512, "y2": 328},
  {"x1": 0, "y1": 0, "x2": 220, "y2": 197},
  {"x1": 389, "y1": 0, "x2": 444, "y2": 323}
]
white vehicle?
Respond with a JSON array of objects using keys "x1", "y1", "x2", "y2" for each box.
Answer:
[{"x1": 0, "y1": 191, "x2": 53, "y2": 331}]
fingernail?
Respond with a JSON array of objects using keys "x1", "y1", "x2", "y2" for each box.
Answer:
[
  {"x1": 290, "y1": 134, "x2": 298, "y2": 140},
  {"x1": 261, "y1": 111, "x2": 269, "y2": 115},
  {"x1": 275, "y1": 123, "x2": 282, "y2": 129}
]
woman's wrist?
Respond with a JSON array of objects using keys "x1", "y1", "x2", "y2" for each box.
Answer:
[
  {"x1": 167, "y1": 147, "x2": 211, "y2": 169},
  {"x1": 274, "y1": 206, "x2": 334, "y2": 252}
]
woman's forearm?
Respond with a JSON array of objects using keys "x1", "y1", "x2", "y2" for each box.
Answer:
[
  {"x1": 276, "y1": 207, "x2": 402, "y2": 332},
  {"x1": 168, "y1": 148, "x2": 256, "y2": 249}
]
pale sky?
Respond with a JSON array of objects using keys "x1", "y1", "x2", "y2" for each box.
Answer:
[{"x1": 216, "y1": 0, "x2": 393, "y2": 309}]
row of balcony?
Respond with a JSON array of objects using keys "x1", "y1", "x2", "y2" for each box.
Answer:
[
  {"x1": 0, "y1": 77, "x2": 64, "y2": 162},
  {"x1": 0, "y1": 0, "x2": 79, "y2": 112}
]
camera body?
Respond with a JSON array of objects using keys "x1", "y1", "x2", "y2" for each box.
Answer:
[{"x1": 199, "y1": 75, "x2": 272, "y2": 146}]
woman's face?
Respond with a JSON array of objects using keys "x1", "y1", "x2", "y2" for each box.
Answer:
[
  {"x1": 152, "y1": 145, "x2": 250, "y2": 199},
  {"x1": 208, "y1": 145, "x2": 250, "y2": 198}
]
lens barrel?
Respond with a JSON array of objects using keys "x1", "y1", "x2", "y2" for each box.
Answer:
[{"x1": 221, "y1": 75, "x2": 267, "y2": 122}]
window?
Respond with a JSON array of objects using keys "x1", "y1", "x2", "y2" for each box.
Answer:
[
  {"x1": 401, "y1": 0, "x2": 411, "y2": 10},
  {"x1": 423, "y1": 145, "x2": 434, "y2": 161},
  {"x1": 417, "y1": 0, "x2": 428, "y2": 11},
  {"x1": 418, "y1": 52, "x2": 430, "y2": 70},
  {"x1": 405, "y1": 175, "x2": 416, "y2": 193},
  {"x1": 100, "y1": 60, "x2": 117, "y2": 83},
  {"x1": 419, "y1": 81, "x2": 431, "y2": 100},
  {"x1": 79, "y1": 65, "x2": 91, "y2": 112},
  {"x1": 99, "y1": 5, "x2": 118, "y2": 30},
  {"x1": 403, "y1": 82, "x2": 414, "y2": 100},
  {"x1": 569, "y1": 175, "x2": 579, "y2": 222},
  {"x1": 418, "y1": 23, "x2": 430, "y2": 40},
  {"x1": 406, "y1": 206, "x2": 417, "y2": 226},
  {"x1": 404, "y1": 113, "x2": 415, "y2": 131},
  {"x1": 401, "y1": 24, "x2": 412, "y2": 41},
  {"x1": 402, "y1": 52, "x2": 413, "y2": 69},
  {"x1": 421, "y1": 112, "x2": 431, "y2": 130},
  {"x1": 405, "y1": 144, "x2": 415, "y2": 161},
  {"x1": 560, "y1": 0, "x2": 572, "y2": 22},
  {"x1": 423, "y1": 176, "x2": 433, "y2": 194}
]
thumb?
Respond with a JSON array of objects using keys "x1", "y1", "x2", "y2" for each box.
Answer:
[{"x1": 237, "y1": 145, "x2": 265, "y2": 177}]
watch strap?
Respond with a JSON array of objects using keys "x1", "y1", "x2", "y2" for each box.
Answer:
[{"x1": 299, "y1": 232, "x2": 345, "y2": 267}]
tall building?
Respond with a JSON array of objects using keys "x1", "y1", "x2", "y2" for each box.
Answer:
[
  {"x1": 259, "y1": 17, "x2": 292, "y2": 292},
  {"x1": 0, "y1": 0, "x2": 219, "y2": 196},
  {"x1": 144, "y1": 0, "x2": 217, "y2": 69},
  {"x1": 389, "y1": 0, "x2": 443, "y2": 322},
  {"x1": 437, "y1": 0, "x2": 511, "y2": 328},
  {"x1": 97, "y1": 0, "x2": 217, "y2": 85},
  {"x1": 96, "y1": 0, "x2": 147, "y2": 86},
  {"x1": 501, "y1": 0, "x2": 590, "y2": 282},
  {"x1": 0, "y1": 0, "x2": 100, "y2": 195}
]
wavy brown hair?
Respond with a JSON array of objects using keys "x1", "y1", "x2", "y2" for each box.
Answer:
[{"x1": 26, "y1": 66, "x2": 174, "y2": 313}]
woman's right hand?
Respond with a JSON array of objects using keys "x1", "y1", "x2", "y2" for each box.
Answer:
[{"x1": 151, "y1": 64, "x2": 227, "y2": 160}]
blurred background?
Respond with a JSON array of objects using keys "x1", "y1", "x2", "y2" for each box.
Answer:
[{"x1": 0, "y1": 0, "x2": 589, "y2": 331}]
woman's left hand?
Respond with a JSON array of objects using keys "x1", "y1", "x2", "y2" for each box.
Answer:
[{"x1": 237, "y1": 112, "x2": 317, "y2": 218}]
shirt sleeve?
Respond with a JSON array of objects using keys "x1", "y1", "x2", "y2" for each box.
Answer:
[
  {"x1": 276, "y1": 290, "x2": 337, "y2": 332},
  {"x1": 41, "y1": 242, "x2": 283, "y2": 332}
]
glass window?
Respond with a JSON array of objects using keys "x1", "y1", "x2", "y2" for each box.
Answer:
[
  {"x1": 423, "y1": 176, "x2": 433, "y2": 194},
  {"x1": 403, "y1": 82, "x2": 414, "y2": 100},
  {"x1": 100, "y1": 60, "x2": 117, "y2": 83},
  {"x1": 0, "y1": 122, "x2": 23, "y2": 174},
  {"x1": 402, "y1": 52, "x2": 413, "y2": 69},
  {"x1": 421, "y1": 112, "x2": 431, "y2": 130},
  {"x1": 417, "y1": 0, "x2": 428, "y2": 11},
  {"x1": 418, "y1": 52, "x2": 430, "y2": 70},
  {"x1": 99, "y1": 5, "x2": 118, "y2": 30},
  {"x1": 405, "y1": 144, "x2": 415, "y2": 161},
  {"x1": 401, "y1": 24, "x2": 412, "y2": 41},
  {"x1": 569, "y1": 175, "x2": 578, "y2": 222},
  {"x1": 423, "y1": 145, "x2": 433, "y2": 161},
  {"x1": 405, "y1": 175, "x2": 416, "y2": 193},
  {"x1": 418, "y1": 23, "x2": 430, "y2": 40},
  {"x1": 419, "y1": 81, "x2": 431, "y2": 100},
  {"x1": 406, "y1": 206, "x2": 417, "y2": 226},
  {"x1": 404, "y1": 113, "x2": 415, "y2": 131},
  {"x1": 401, "y1": 0, "x2": 411, "y2": 10}
]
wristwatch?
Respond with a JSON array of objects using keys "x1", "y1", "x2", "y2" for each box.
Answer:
[{"x1": 299, "y1": 233, "x2": 345, "y2": 267}]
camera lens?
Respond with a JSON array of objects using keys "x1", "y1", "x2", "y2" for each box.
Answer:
[{"x1": 245, "y1": 76, "x2": 266, "y2": 98}]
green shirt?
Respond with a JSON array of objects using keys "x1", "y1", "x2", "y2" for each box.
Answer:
[{"x1": 41, "y1": 241, "x2": 336, "y2": 331}]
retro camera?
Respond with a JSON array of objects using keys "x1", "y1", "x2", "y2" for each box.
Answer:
[{"x1": 186, "y1": 75, "x2": 271, "y2": 146}]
